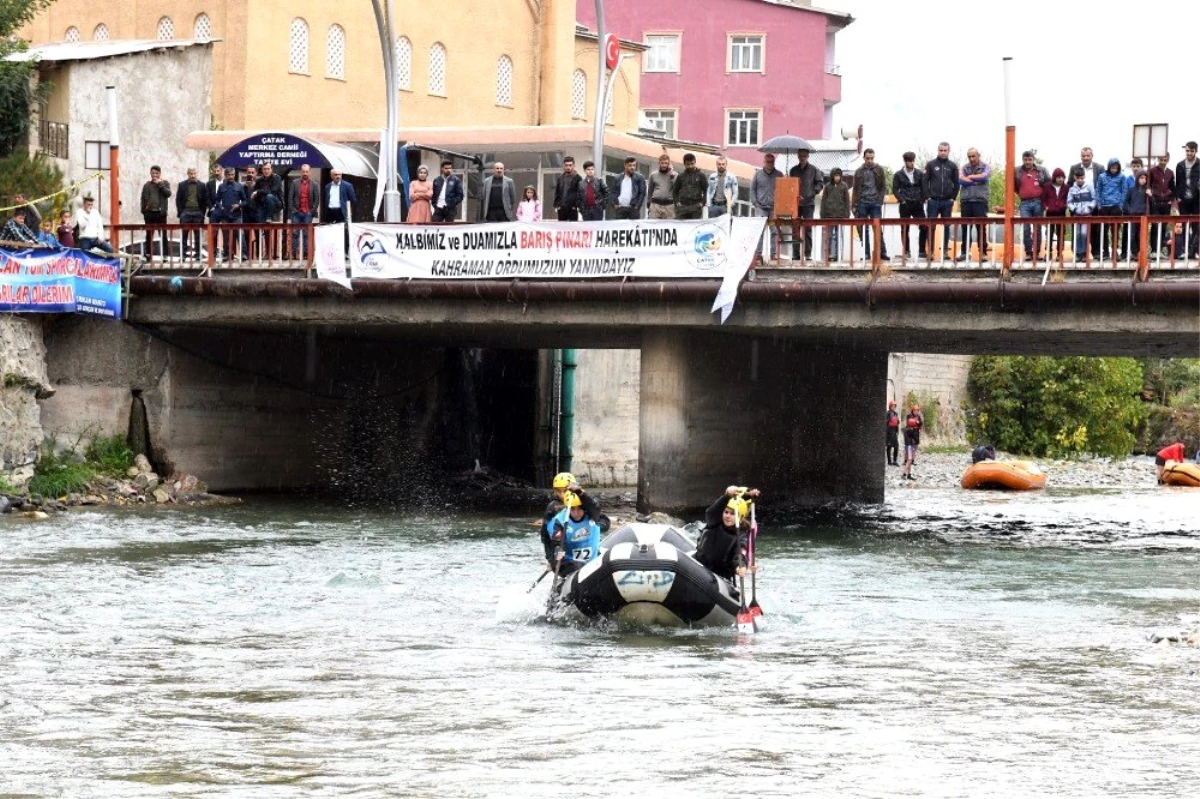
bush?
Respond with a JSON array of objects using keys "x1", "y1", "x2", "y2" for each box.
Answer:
[
  {"x1": 0, "y1": 151, "x2": 65, "y2": 213},
  {"x1": 84, "y1": 434, "x2": 134, "y2": 477},
  {"x1": 29, "y1": 449, "x2": 93, "y2": 497},
  {"x1": 967, "y1": 356, "x2": 1146, "y2": 459}
]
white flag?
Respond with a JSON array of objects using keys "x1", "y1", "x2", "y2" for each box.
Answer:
[
  {"x1": 711, "y1": 216, "x2": 766, "y2": 323},
  {"x1": 314, "y1": 224, "x2": 352, "y2": 289}
]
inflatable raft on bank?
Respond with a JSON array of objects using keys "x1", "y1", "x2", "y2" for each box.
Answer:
[
  {"x1": 960, "y1": 460, "x2": 1047, "y2": 491},
  {"x1": 1162, "y1": 461, "x2": 1200, "y2": 488},
  {"x1": 548, "y1": 523, "x2": 743, "y2": 627}
]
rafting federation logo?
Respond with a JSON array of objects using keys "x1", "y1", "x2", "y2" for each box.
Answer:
[
  {"x1": 356, "y1": 229, "x2": 387, "y2": 273},
  {"x1": 686, "y1": 224, "x2": 726, "y2": 271}
]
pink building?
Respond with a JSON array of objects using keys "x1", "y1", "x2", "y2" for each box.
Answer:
[{"x1": 577, "y1": 0, "x2": 853, "y2": 164}]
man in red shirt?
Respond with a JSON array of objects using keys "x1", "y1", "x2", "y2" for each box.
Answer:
[
  {"x1": 1013, "y1": 150, "x2": 1051, "y2": 261},
  {"x1": 288, "y1": 163, "x2": 321, "y2": 259},
  {"x1": 1148, "y1": 154, "x2": 1176, "y2": 255},
  {"x1": 1155, "y1": 441, "x2": 1186, "y2": 483}
]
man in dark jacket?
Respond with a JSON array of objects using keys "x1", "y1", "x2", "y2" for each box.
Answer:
[
  {"x1": 140, "y1": 165, "x2": 172, "y2": 262},
  {"x1": 695, "y1": 486, "x2": 759, "y2": 581},
  {"x1": 578, "y1": 160, "x2": 608, "y2": 221},
  {"x1": 431, "y1": 160, "x2": 464, "y2": 222},
  {"x1": 553, "y1": 156, "x2": 582, "y2": 221},
  {"x1": 211, "y1": 168, "x2": 247, "y2": 261},
  {"x1": 892, "y1": 151, "x2": 926, "y2": 259},
  {"x1": 1177, "y1": 141, "x2": 1199, "y2": 260},
  {"x1": 672, "y1": 153, "x2": 707, "y2": 220},
  {"x1": 610, "y1": 157, "x2": 647, "y2": 219},
  {"x1": 175, "y1": 167, "x2": 210, "y2": 259},
  {"x1": 789, "y1": 148, "x2": 824, "y2": 260},
  {"x1": 1148, "y1": 154, "x2": 1175, "y2": 255},
  {"x1": 852, "y1": 148, "x2": 888, "y2": 260},
  {"x1": 924, "y1": 142, "x2": 959, "y2": 259},
  {"x1": 287, "y1": 163, "x2": 320, "y2": 259}
]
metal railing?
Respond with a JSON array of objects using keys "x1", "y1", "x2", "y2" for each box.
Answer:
[
  {"x1": 760, "y1": 213, "x2": 1200, "y2": 280},
  {"x1": 111, "y1": 222, "x2": 316, "y2": 274}
]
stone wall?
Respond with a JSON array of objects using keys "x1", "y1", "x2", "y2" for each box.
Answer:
[
  {"x1": 571, "y1": 349, "x2": 639, "y2": 487},
  {"x1": 888, "y1": 353, "x2": 972, "y2": 445},
  {"x1": 0, "y1": 317, "x2": 52, "y2": 485}
]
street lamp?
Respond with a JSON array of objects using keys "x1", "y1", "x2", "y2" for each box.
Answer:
[
  {"x1": 592, "y1": 0, "x2": 606, "y2": 171},
  {"x1": 370, "y1": 0, "x2": 402, "y2": 222}
]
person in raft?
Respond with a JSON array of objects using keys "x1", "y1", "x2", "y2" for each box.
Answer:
[
  {"x1": 972, "y1": 444, "x2": 997, "y2": 464},
  {"x1": 695, "y1": 485, "x2": 761, "y2": 581},
  {"x1": 541, "y1": 473, "x2": 607, "y2": 569},
  {"x1": 549, "y1": 492, "x2": 604, "y2": 577},
  {"x1": 1155, "y1": 442, "x2": 1187, "y2": 483}
]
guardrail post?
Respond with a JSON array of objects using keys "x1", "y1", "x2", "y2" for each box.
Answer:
[
  {"x1": 1138, "y1": 210, "x2": 1149, "y2": 281},
  {"x1": 871, "y1": 217, "x2": 882, "y2": 272},
  {"x1": 205, "y1": 224, "x2": 215, "y2": 275}
]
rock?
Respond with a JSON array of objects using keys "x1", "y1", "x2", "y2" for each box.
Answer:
[
  {"x1": 646, "y1": 511, "x2": 686, "y2": 527},
  {"x1": 127, "y1": 466, "x2": 140, "y2": 478},
  {"x1": 151, "y1": 488, "x2": 170, "y2": 504},
  {"x1": 168, "y1": 473, "x2": 207, "y2": 494},
  {"x1": 21, "y1": 510, "x2": 49, "y2": 520},
  {"x1": 0, "y1": 495, "x2": 10, "y2": 514},
  {"x1": 134, "y1": 454, "x2": 152, "y2": 473}
]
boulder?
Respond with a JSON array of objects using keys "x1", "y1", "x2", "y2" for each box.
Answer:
[
  {"x1": 21, "y1": 510, "x2": 49, "y2": 520},
  {"x1": 0, "y1": 495, "x2": 10, "y2": 514},
  {"x1": 127, "y1": 466, "x2": 140, "y2": 478},
  {"x1": 168, "y1": 473, "x2": 207, "y2": 494},
  {"x1": 134, "y1": 454, "x2": 152, "y2": 473},
  {"x1": 152, "y1": 488, "x2": 170, "y2": 504}
]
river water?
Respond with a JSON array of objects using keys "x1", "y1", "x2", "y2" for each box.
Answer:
[{"x1": 2, "y1": 486, "x2": 1198, "y2": 798}]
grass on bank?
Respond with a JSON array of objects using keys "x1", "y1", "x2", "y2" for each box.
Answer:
[{"x1": 27, "y1": 435, "x2": 135, "y2": 498}]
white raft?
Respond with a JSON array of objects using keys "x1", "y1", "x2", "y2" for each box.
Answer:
[{"x1": 549, "y1": 523, "x2": 743, "y2": 627}]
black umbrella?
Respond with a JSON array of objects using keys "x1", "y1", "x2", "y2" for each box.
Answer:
[{"x1": 758, "y1": 134, "x2": 814, "y2": 154}]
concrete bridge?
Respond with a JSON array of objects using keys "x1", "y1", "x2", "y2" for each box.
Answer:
[{"x1": 37, "y1": 269, "x2": 1200, "y2": 513}]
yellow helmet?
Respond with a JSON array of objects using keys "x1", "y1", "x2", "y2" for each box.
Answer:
[
  {"x1": 552, "y1": 472, "x2": 576, "y2": 490},
  {"x1": 726, "y1": 496, "x2": 749, "y2": 519},
  {"x1": 562, "y1": 491, "x2": 583, "y2": 508}
]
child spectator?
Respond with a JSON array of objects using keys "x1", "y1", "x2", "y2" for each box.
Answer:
[
  {"x1": 1042, "y1": 167, "x2": 1070, "y2": 261},
  {"x1": 1066, "y1": 167, "x2": 1098, "y2": 262},
  {"x1": 56, "y1": 210, "x2": 75, "y2": 248},
  {"x1": 37, "y1": 220, "x2": 59, "y2": 247},
  {"x1": 819, "y1": 168, "x2": 850, "y2": 263},
  {"x1": 516, "y1": 186, "x2": 541, "y2": 222},
  {"x1": 1122, "y1": 170, "x2": 1151, "y2": 259}
]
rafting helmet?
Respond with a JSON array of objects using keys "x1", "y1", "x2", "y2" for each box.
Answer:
[
  {"x1": 562, "y1": 491, "x2": 583, "y2": 509},
  {"x1": 726, "y1": 496, "x2": 749, "y2": 520},
  {"x1": 552, "y1": 472, "x2": 576, "y2": 489}
]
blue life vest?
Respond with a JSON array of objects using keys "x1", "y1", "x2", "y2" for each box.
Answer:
[{"x1": 552, "y1": 508, "x2": 602, "y2": 563}]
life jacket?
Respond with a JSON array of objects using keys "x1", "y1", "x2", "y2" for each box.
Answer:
[
  {"x1": 906, "y1": 415, "x2": 921, "y2": 428},
  {"x1": 887, "y1": 411, "x2": 900, "y2": 429},
  {"x1": 695, "y1": 523, "x2": 739, "y2": 577},
  {"x1": 552, "y1": 509, "x2": 601, "y2": 563}
]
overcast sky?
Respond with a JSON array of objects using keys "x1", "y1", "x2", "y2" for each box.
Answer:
[{"x1": 832, "y1": 0, "x2": 1199, "y2": 171}]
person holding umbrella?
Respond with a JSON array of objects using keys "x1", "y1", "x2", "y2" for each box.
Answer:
[{"x1": 788, "y1": 147, "x2": 824, "y2": 260}]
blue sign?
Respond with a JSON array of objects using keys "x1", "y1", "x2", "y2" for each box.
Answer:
[
  {"x1": 217, "y1": 133, "x2": 332, "y2": 169},
  {"x1": 0, "y1": 246, "x2": 122, "y2": 318}
]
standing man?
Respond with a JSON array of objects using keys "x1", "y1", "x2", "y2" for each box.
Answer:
[
  {"x1": 322, "y1": 169, "x2": 357, "y2": 255},
  {"x1": 287, "y1": 163, "x2": 320, "y2": 259},
  {"x1": 647, "y1": 154, "x2": 676, "y2": 220},
  {"x1": 956, "y1": 148, "x2": 991, "y2": 262},
  {"x1": 175, "y1": 167, "x2": 209, "y2": 260},
  {"x1": 672, "y1": 153, "x2": 707, "y2": 220},
  {"x1": 140, "y1": 165, "x2": 172, "y2": 261},
  {"x1": 479, "y1": 161, "x2": 516, "y2": 222},
  {"x1": 751, "y1": 153, "x2": 781, "y2": 257},
  {"x1": 211, "y1": 168, "x2": 247, "y2": 261},
  {"x1": 1013, "y1": 150, "x2": 1050, "y2": 261},
  {"x1": 706, "y1": 156, "x2": 738, "y2": 219},
  {"x1": 923, "y1": 142, "x2": 959, "y2": 259},
  {"x1": 1071, "y1": 147, "x2": 1104, "y2": 258},
  {"x1": 902, "y1": 403, "x2": 924, "y2": 481},
  {"x1": 852, "y1": 148, "x2": 888, "y2": 261},
  {"x1": 1095, "y1": 158, "x2": 1130, "y2": 260},
  {"x1": 552, "y1": 156, "x2": 582, "y2": 221},
  {"x1": 1148, "y1": 153, "x2": 1176, "y2": 255},
  {"x1": 253, "y1": 163, "x2": 284, "y2": 259},
  {"x1": 578, "y1": 161, "x2": 608, "y2": 221},
  {"x1": 204, "y1": 163, "x2": 224, "y2": 258},
  {"x1": 611, "y1": 157, "x2": 646, "y2": 220},
  {"x1": 885, "y1": 400, "x2": 900, "y2": 466},
  {"x1": 788, "y1": 148, "x2": 824, "y2": 259},
  {"x1": 892, "y1": 151, "x2": 926, "y2": 260},
  {"x1": 431, "y1": 160, "x2": 464, "y2": 223},
  {"x1": 1177, "y1": 141, "x2": 1199, "y2": 261}
]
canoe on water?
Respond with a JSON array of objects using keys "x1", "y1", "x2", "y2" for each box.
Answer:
[{"x1": 961, "y1": 460, "x2": 1047, "y2": 491}]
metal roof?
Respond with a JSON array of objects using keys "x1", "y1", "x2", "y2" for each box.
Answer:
[{"x1": 4, "y1": 38, "x2": 218, "y2": 64}]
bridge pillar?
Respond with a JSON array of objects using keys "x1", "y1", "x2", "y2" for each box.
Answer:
[{"x1": 638, "y1": 330, "x2": 887, "y2": 514}]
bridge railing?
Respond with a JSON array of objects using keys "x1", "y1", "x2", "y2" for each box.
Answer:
[
  {"x1": 112, "y1": 222, "x2": 316, "y2": 274},
  {"x1": 762, "y1": 213, "x2": 1200, "y2": 280}
]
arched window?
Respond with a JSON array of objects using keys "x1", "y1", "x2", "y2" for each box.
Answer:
[
  {"x1": 428, "y1": 42, "x2": 447, "y2": 96},
  {"x1": 326, "y1": 24, "x2": 346, "y2": 79},
  {"x1": 288, "y1": 18, "x2": 309, "y2": 74},
  {"x1": 64, "y1": 26, "x2": 80, "y2": 43},
  {"x1": 193, "y1": 13, "x2": 212, "y2": 40},
  {"x1": 495, "y1": 55, "x2": 513, "y2": 107},
  {"x1": 571, "y1": 70, "x2": 586, "y2": 120},
  {"x1": 93, "y1": 23, "x2": 110, "y2": 42},
  {"x1": 395, "y1": 36, "x2": 412, "y2": 91},
  {"x1": 156, "y1": 17, "x2": 174, "y2": 41}
]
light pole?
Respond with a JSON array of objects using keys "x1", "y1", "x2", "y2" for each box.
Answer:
[
  {"x1": 370, "y1": 0, "x2": 402, "y2": 222},
  {"x1": 592, "y1": 0, "x2": 606, "y2": 171}
]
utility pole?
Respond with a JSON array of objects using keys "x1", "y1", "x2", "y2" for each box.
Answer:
[
  {"x1": 106, "y1": 86, "x2": 119, "y2": 234},
  {"x1": 592, "y1": 0, "x2": 606, "y2": 171},
  {"x1": 370, "y1": 0, "x2": 401, "y2": 222}
]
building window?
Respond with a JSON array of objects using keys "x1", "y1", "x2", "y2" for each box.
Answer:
[
  {"x1": 395, "y1": 36, "x2": 412, "y2": 91},
  {"x1": 571, "y1": 69, "x2": 586, "y2": 120},
  {"x1": 644, "y1": 34, "x2": 680, "y2": 72},
  {"x1": 289, "y1": 18, "x2": 309, "y2": 74},
  {"x1": 85, "y1": 141, "x2": 111, "y2": 171},
  {"x1": 429, "y1": 42, "x2": 447, "y2": 96},
  {"x1": 194, "y1": 13, "x2": 212, "y2": 40},
  {"x1": 726, "y1": 109, "x2": 761, "y2": 146},
  {"x1": 326, "y1": 24, "x2": 346, "y2": 79},
  {"x1": 39, "y1": 119, "x2": 69, "y2": 159},
  {"x1": 494, "y1": 55, "x2": 514, "y2": 107},
  {"x1": 93, "y1": 23, "x2": 109, "y2": 42},
  {"x1": 642, "y1": 109, "x2": 676, "y2": 139},
  {"x1": 156, "y1": 16, "x2": 174, "y2": 40},
  {"x1": 729, "y1": 35, "x2": 763, "y2": 72},
  {"x1": 64, "y1": 26, "x2": 80, "y2": 43}
]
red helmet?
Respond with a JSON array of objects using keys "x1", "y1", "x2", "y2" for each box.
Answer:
[{"x1": 888, "y1": 400, "x2": 896, "y2": 408}]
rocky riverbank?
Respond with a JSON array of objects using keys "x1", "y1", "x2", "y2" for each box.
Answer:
[{"x1": 887, "y1": 449, "x2": 1167, "y2": 490}]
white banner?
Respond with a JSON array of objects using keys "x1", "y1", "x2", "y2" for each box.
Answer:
[
  {"x1": 314, "y1": 224, "x2": 352, "y2": 288},
  {"x1": 712, "y1": 217, "x2": 767, "y2": 322},
  {"x1": 347, "y1": 217, "x2": 762, "y2": 283}
]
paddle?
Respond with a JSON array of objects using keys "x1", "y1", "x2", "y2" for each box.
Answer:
[
  {"x1": 748, "y1": 502, "x2": 764, "y2": 630},
  {"x1": 736, "y1": 572, "x2": 756, "y2": 635},
  {"x1": 526, "y1": 567, "x2": 550, "y2": 593}
]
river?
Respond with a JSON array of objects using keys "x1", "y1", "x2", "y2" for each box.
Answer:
[{"x1": 2, "y1": 486, "x2": 1198, "y2": 797}]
